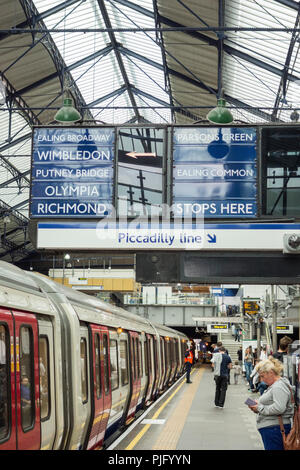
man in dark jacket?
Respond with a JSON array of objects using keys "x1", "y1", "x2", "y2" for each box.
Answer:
[
  {"x1": 184, "y1": 348, "x2": 193, "y2": 383},
  {"x1": 272, "y1": 336, "x2": 292, "y2": 362},
  {"x1": 211, "y1": 347, "x2": 232, "y2": 408}
]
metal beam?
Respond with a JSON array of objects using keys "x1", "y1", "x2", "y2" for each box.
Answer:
[
  {"x1": 13, "y1": 44, "x2": 113, "y2": 98},
  {"x1": 96, "y1": 0, "x2": 141, "y2": 122},
  {"x1": 155, "y1": 14, "x2": 300, "y2": 84},
  {"x1": 273, "y1": 0, "x2": 300, "y2": 10},
  {"x1": 272, "y1": 5, "x2": 300, "y2": 120},
  {"x1": 87, "y1": 85, "x2": 127, "y2": 107},
  {"x1": 119, "y1": 46, "x2": 278, "y2": 121},
  {"x1": 217, "y1": 0, "x2": 225, "y2": 98},
  {"x1": 0, "y1": 132, "x2": 32, "y2": 153},
  {"x1": 0, "y1": 170, "x2": 30, "y2": 190},
  {"x1": 0, "y1": 0, "x2": 83, "y2": 41}
]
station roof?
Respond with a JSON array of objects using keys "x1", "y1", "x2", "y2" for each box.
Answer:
[{"x1": 1, "y1": 0, "x2": 300, "y2": 264}]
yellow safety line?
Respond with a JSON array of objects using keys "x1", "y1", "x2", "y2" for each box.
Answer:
[
  {"x1": 125, "y1": 367, "x2": 201, "y2": 450},
  {"x1": 152, "y1": 366, "x2": 205, "y2": 449}
]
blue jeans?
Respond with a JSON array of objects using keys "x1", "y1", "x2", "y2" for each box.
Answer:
[
  {"x1": 257, "y1": 381, "x2": 268, "y2": 395},
  {"x1": 244, "y1": 362, "x2": 253, "y2": 384},
  {"x1": 259, "y1": 424, "x2": 291, "y2": 450}
]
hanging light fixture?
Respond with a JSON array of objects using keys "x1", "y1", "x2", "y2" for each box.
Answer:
[
  {"x1": 54, "y1": 94, "x2": 82, "y2": 124},
  {"x1": 54, "y1": 7, "x2": 81, "y2": 125},
  {"x1": 206, "y1": 97, "x2": 234, "y2": 124}
]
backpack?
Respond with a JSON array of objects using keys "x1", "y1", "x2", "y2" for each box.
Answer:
[{"x1": 278, "y1": 387, "x2": 300, "y2": 450}]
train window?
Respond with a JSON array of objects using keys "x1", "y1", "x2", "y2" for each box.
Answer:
[
  {"x1": 171, "y1": 340, "x2": 175, "y2": 364},
  {"x1": 144, "y1": 340, "x2": 148, "y2": 376},
  {"x1": 139, "y1": 341, "x2": 143, "y2": 377},
  {"x1": 103, "y1": 334, "x2": 109, "y2": 395},
  {"x1": 94, "y1": 334, "x2": 101, "y2": 398},
  {"x1": 165, "y1": 340, "x2": 170, "y2": 369},
  {"x1": 148, "y1": 338, "x2": 152, "y2": 374},
  {"x1": 135, "y1": 338, "x2": 140, "y2": 378},
  {"x1": 39, "y1": 336, "x2": 50, "y2": 420},
  {"x1": 80, "y1": 338, "x2": 88, "y2": 404},
  {"x1": 20, "y1": 326, "x2": 34, "y2": 431},
  {"x1": 110, "y1": 340, "x2": 119, "y2": 390},
  {"x1": 262, "y1": 127, "x2": 300, "y2": 217},
  {"x1": 160, "y1": 338, "x2": 164, "y2": 373},
  {"x1": 120, "y1": 340, "x2": 129, "y2": 386},
  {"x1": 0, "y1": 324, "x2": 9, "y2": 442},
  {"x1": 132, "y1": 338, "x2": 136, "y2": 380},
  {"x1": 153, "y1": 340, "x2": 158, "y2": 373}
]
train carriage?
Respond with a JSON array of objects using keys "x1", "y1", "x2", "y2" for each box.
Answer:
[{"x1": 0, "y1": 261, "x2": 188, "y2": 450}]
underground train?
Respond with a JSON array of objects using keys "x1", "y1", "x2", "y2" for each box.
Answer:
[{"x1": 0, "y1": 261, "x2": 188, "y2": 450}]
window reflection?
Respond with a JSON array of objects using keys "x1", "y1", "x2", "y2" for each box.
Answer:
[
  {"x1": 39, "y1": 337, "x2": 50, "y2": 420},
  {"x1": 117, "y1": 128, "x2": 164, "y2": 216},
  {"x1": 262, "y1": 127, "x2": 300, "y2": 216},
  {"x1": 20, "y1": 326, "x2": 34, "y2": 430}
]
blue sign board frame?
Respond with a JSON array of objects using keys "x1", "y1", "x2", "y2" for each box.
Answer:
[
  {"x1": 30, "y1": 127, "x2": 115, "y2": 218},
  {"x1": 172, "y1": 127, "x2": 257, "y2": 218}
]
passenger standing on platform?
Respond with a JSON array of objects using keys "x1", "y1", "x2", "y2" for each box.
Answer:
[
  {"x1": 235, "y1": 326, "x2": 242, "y2": 342},
  {"x1": 244, "y1": 347, "x2": 254, "y2": 388},
  {"x1": 237, "y1": 346, "x2": 243, "y2": 367},
  {"x1": 259, "y1": 346, "x2": 268, "y2": 361},
  {"x1": 247, "y1": 357, "x2": 294, "y2": 450},
  {"x1": 271, "y1": 336, "x2": 293, "y2": 363},
  {"x1": 184, "y1": 347, "x2": 193, "y2": 384},
  {"x1": 211, "y1": 346, "x2": 232, "y2": 408}
]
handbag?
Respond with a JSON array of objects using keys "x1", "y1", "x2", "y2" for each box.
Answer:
[{"x1": 278, "y1": 386, "x2": 300, "y2": 450}]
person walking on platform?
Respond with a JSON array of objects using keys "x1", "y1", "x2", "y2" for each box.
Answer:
[
  {"x1": 211, "y1": 346, "x2": 232, "y2": 408},
  {"x1": 247, "y1": 357, "x2": 294, "y2": 450},
  {"x1": 232, "y1": 361, "x2": 242, "y2": 384},
  {"x1": 184, "y1": 347, "x2": 193, "y2": 384}
]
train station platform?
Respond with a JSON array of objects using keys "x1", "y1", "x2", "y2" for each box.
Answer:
[{"x1": 107, "y1": 363, "x2": 264, "y2": 451}]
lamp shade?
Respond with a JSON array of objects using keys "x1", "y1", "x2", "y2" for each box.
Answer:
[
  {"x1": 207, "y1": 98, "x2": 234, "y2": 124},
  {"x1": 54, "y1": 97, "x2": 82, "y2": 123}
]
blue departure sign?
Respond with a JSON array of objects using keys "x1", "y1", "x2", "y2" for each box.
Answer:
[
  {"x1": 172, "y1": 127, "x2": 257, "y2": 218},
  {"x1": 30, "y1": 127, "x2": 115, "y2": 217}
]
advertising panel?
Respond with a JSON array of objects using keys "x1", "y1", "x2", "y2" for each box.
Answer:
[
  {"x1": 30, "y1": 127, "x2": 115, "y2": 217},
  {"x1": 172, "y1": 127, "x2": 257, "y2": 218}
]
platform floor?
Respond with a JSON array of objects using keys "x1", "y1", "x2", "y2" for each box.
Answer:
[{"x1": 107, "y1": 363, "x2": 264, "y2": 451}]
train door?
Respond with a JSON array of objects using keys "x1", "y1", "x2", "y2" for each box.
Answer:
[
  {"x1": 125, "y1": 331, "x2": 140, "y2": 424},
  {"x1": 0, "y1": 308, "x2": 15, "y2": 449},
  {"x1": 14, "y1": 310, "x2": 41, "y2": 450},
  {"x1": 38, "y1": 318, "x2": 56, "y2": 450},
  {"x1": 86, "y1": 324, "x2": 111, "y2": 450},
  {"x1": 0, "y1": 309, "x2": 41, "y2": 450}
]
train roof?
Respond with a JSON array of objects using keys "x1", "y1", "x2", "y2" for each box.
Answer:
[{"x1": 0, "y1": 260, "x2": 187, "y2": 340}]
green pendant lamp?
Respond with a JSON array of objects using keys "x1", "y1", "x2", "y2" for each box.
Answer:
[
  {"x1": 207, "y1": 97, "x2": 234, "y2": 125},
  {"x1": 54, "y1": 96, "x2": 82, "y2": 124}
]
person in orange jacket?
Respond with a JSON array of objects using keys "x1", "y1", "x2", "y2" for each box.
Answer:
[{"x1": 184, "y1": 347, "x2": 193, "y2": 383}]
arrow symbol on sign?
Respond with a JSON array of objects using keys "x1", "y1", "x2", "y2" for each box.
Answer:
[
  {"x1": 126, "y1": 151, "x2": 156, "y2": 159},
  {"x1": 207, "y1": 234, "x2": 216, "y2": 243}
]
